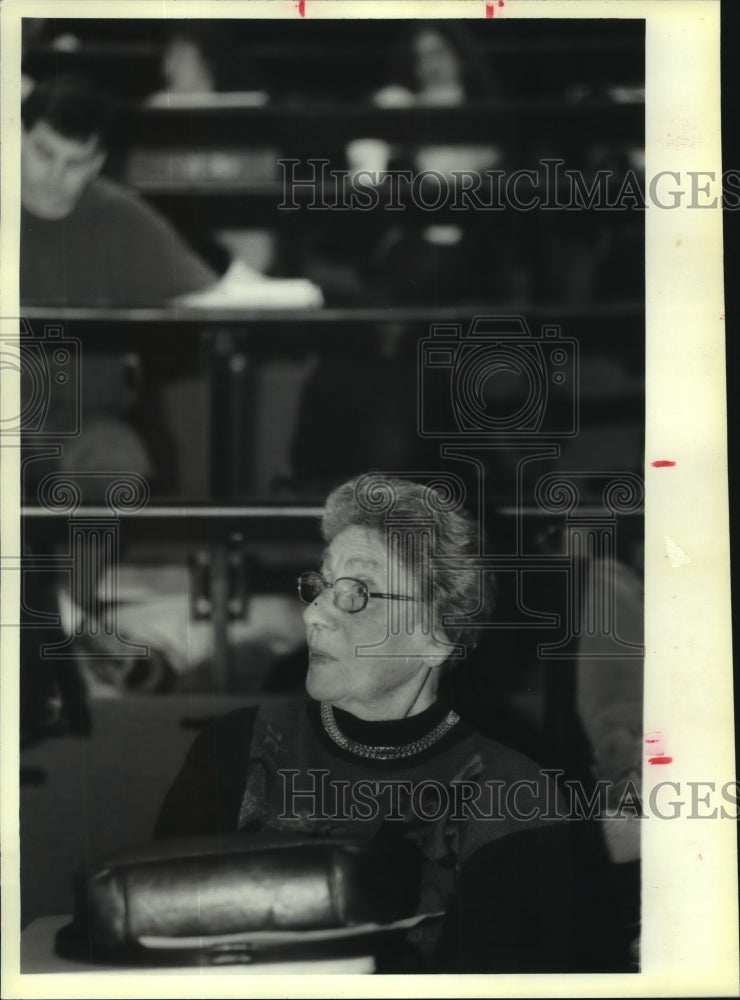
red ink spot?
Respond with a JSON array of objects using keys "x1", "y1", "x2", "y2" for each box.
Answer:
[
  {"x1": 698, "y1": 854, "x2": 703, "y2": 861},
  {"x1": 651, "y1": 460, "x2": 676, "y2": 468},
  {"x1": 645, "y1": 732, "x2": 672, "y2": 765},
  {"x1": 485, "y1": 0, "x2": 504, "y2": 16},
  {"x1": 296, "y1": 0, "x2": 305, "y2": 15}
]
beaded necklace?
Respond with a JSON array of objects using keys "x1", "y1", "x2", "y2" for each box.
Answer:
[{"x1": 320, "y1": 701, "x2": 460, "y2": 761}]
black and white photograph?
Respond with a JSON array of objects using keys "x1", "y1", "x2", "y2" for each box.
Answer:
[{"x1": 0, "y1": 0, "x2": 735, "y2": 995}]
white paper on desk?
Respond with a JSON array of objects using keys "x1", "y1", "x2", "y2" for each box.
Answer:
[
  {"x1": 138, "y1": 911, "x2": 444, "y2": 950},
  {"x1": 144, "y1": 91, "x2": 270, "y2": 108},
  {"x1": 177, "y1": 259, "x2": 324, "y2": 309},
  {"x1": 63, "y1": 563, "x2": 307, "y2": 682}
]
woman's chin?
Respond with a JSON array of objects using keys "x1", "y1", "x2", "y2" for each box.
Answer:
[{"x1": 305, "y1": 664, "x2": 336, "y2": 702}]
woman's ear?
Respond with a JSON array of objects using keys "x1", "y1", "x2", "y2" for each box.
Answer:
[{"x1": 416, "y1": 628, "x2": 454, "y2": 671}]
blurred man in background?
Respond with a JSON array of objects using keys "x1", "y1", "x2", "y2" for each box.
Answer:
[
  {"x1": 21, "y1": 74, "x2": 217, "y2": 307},
  {"x1": 20, "y1": 73, "x2": 220, "y2": 487}
]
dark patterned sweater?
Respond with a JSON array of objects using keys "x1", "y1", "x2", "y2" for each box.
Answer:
[{"x1": 155, "y1": 697, "x2": 575, "y2": 973}]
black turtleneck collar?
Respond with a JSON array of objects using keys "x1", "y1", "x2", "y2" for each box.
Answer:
[{"x1": 331, "y1": 698, "x2": 451, "y2": 746}]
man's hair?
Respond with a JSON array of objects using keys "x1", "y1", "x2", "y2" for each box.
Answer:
[
  {"x1": 321, "y1": 473, "x2": 492, "y2": 654},
  {"x1": 22, "y1": 74, "x2": 112, "y2": 147}
]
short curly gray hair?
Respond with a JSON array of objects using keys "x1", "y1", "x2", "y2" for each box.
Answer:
[{"x1": 321, "y1": 473, "x2": 492, "y2": 655}]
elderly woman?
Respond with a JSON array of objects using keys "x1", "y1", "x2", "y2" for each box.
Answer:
[{"x1": 155, "y1": 474, "x2": 575, "y2": 972}]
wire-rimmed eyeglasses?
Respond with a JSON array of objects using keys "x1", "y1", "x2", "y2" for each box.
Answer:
[{"x1": 297, "y1": 570, "x2": 415, "y2": 614}]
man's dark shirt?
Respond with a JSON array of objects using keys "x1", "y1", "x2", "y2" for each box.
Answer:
[{"x1": 21, "y1": 176, "x2": 215, "y2": 307}]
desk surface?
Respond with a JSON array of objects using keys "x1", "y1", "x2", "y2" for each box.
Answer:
[{"x1": 21, "y1": 916, "x2": 375, "y2": 975}]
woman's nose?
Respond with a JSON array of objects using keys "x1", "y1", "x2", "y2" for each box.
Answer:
[{"x1": 302, "y1": 589, "x2": 337, "y2": 629}]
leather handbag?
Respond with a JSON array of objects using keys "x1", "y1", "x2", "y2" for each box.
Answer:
[{"x1": 56, "y1": 831, "x2": 423, "y2": 966}]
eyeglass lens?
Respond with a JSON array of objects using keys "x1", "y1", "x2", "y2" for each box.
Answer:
[{"x1": 298, "y1": 572, "x2": 368, "y2": 612}]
